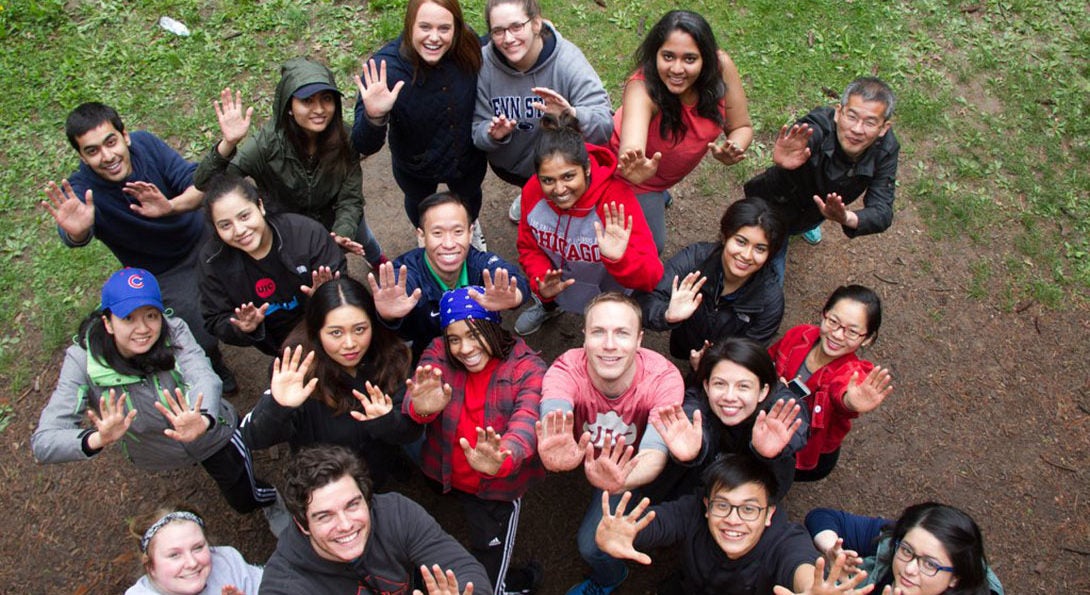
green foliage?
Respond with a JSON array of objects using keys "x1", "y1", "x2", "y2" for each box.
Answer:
[{"x1": 0, "y1": 0, "x2": 1085, "y2": 395}]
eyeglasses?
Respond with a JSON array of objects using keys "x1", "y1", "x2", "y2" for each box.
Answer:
[
  {"x1": 894, "y1": 540, "x2": 955, "y2": 577},
  {"x1": 840, "y1": 108, "x2": 886, "y2": 132},
  {"x1": 821, "y1": 314, "x2": 866, "y2": 342},
  {"x1": 490, "y1": 18, "x2": 531, "y2": 40},
  {"x1": 706, "y1": 499, "x2": 767, "y2": 521}
]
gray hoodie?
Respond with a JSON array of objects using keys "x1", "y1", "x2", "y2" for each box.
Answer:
[{"x1": 472, "y1": 23, "x2": 613, "y2": 179}]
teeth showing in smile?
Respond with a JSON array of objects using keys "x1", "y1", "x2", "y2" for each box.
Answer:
[{"x1": 334, "y1": 530, "x2": 359, "y2": 544}]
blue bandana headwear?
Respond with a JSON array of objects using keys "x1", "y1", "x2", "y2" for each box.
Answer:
[{"x1": 440, "y1": 286, "x2": 501, "y2": 329}]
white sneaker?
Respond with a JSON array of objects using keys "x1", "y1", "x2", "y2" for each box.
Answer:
[
  {"x1": 515, "y1": 297, "x2": 561, "y2": 335},
  {"x1": 508, "y1": 194, "x2": 521, "y2": 223},
  {"x1": 471, "y1": 219, "x2": 488, "y2": 251},
  {"x1": 263, "y1": 492, "x2": 292, "y2": 537}
]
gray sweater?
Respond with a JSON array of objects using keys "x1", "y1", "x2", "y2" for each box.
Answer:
[
  {"x1": 125, "y1": 546, "x2": 262, "y2": 595},
  {"x1": 31, "y1": 317, "x2": 235, "y2": 471}
]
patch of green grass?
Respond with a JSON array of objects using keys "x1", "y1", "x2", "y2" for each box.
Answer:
[{"x1": 968, "y1": 259, "x2": 992, "y2": 300}]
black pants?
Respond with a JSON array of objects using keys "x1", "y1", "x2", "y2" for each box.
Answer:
[
  {"x1": 457, "y1": 492, "x2": 521, "y2": 593},
  {"x1": 200, "y1": 430, "x2": 277, "y2": 513},
  {"x1": 794, "y1": 448, "x2": 841, "y2": 482}
]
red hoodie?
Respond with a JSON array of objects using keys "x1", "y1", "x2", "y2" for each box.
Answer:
[{"x1": 517, "y1": 143, "x2": 663, "y2": 311}]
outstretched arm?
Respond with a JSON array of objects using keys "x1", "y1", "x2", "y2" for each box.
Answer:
[{"x1": 595, "y1": 491, "x2": 656, "y2": 565}]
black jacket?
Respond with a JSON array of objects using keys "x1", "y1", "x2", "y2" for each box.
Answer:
[
  {"x1": 198, "y1": 212, "x2": 346, "y2": 355},
  {"x1": 639, "y1": 242, "x2": 784, "y2": 360}
]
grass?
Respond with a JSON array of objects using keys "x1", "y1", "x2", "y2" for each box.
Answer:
[{"x1": 0, "y1": 0, "x2": 1086, "y2": 398}]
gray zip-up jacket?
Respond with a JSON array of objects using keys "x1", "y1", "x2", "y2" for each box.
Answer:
[{"x1": 31, "y1": 317, "x2": 235, "y2": 471}]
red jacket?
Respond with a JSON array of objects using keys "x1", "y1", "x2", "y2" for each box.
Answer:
[
  {"x1": 406, "y1": 336, "x2": 545, "y2": 501},
  {"x1": 768, "y1": 324, "x2": 874, "y2": 470},
  {"x1": 517, "y1": 143, "x2": 663, "y2": 312}
]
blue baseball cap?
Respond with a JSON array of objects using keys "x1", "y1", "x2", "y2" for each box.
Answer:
[
  {"x1": 100, "y1": 268, "x2": 164, "y2": 318},
  {"x1": 440, "y1": 286, "x2": 502, "y2": 329},
  {"x1": 293, "y1": 82, "x2": 341, "y2": 99}
]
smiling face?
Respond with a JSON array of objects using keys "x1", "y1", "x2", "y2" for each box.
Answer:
[
  {"x1": 704, "y1": 481, "x2": 774, "y2": 560},
  {"x1": 291, "y1": 91, "x2": 336, "y2": 137},
  {"x1": 834, "y1": 94, "x2": 892, "y2": 160},
  {"x1": 412, "y1": 1, "x2": 455, "y2": 65},
  {"x1": 536, "y1": 154, "x2": 588, "y2": 210},
  {"x1": 818, "y1": 298, "x2": 870, "y2": 360},
  {"x1": 488, "y1": 3, "x2": 542, "y2": 71},
  {"x1": 444, "y1": 319, "x2": 493, "y2": 373},
  {"x1": 104, "y1": 305, "x2": 163, "y2": 358},
  {"x1": 583, "y1": 300, "x2": 643, "y2": 394},
  {"x1": 319, "y1": 304, "x2": 373, "y2": 374},
  {"x1": 301, "y1": 474, "x2": 372, "y2": 563},
  {"x1": 704, "y1": 360, "x2": 770, "y2": 426},
  {"x1": 656, "y1": 30, "x2": 703, "y2": 103},
  {"x1": 418, "y1": 202, "x2": 471, "y2": 285},
  {"x1": 145, "y1": 521, "x2": 213, "y2": 595},
  {"x1": 210, "y1": 191, "x2": 272, "y2": 259},
  {"x1": 720, "y1": 225, "x2": 770, "y2": 285},
  {"x1": 75, "y1": 122, "x2": 133, "y2": 182},
  {"x1": 892, "y1": 527, "x2": 959, "y2": 595}
]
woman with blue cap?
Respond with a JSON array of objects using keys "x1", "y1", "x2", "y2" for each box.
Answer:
[
  {"x1": 403, "y1": 286, "x2": 546, "y2": 594},
  {"x1": 31, "y1": 268, "x2": 287, "y2": 532}
]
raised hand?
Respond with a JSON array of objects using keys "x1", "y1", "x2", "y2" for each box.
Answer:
[
  {"x1": 270, "y1": 346, "x2": 318, "y2": 408},
  {"x1": 350, "y1": 381, "x2": 393, "y2": 421},
  {"x1": 459, "y1": 426, "x2": 512, "y2": 476},
  {"x1": 708, "y1": 139, "x2": 746, "y2": 166},
  {"x1": 584, "y1": 434, "x2": 637, "y2": 494},
  {"x1": 41, "y1": 180, "x2": 94, "y2": 241},
  {"x1": 301, "y1": 265, "x2": 341, "y2": 296},
  {"x1": 819, "y1": 537, "x2": 863, "y2": 578},
  {"x1": 664, "y1": 272, "x2": 707, "y2": 324},
  {"x1": 123, "y1": 181, "x2": 174, "y2": 218},
  {"x1": 155, "y1": 389, "x2": 209, "y2": 443},
  {"x1": 367, "y1": 262, "x2": 422, "y2": 321},
  {"x1": 772, "y1": 123, "x2": 814, "y2": 170},
  {"x1": 772, "y1": 553, "x2": 873, "y2": 595},
  {"x1": 813, "y1": 192, "x2": 858, "y2": 227},
  {"x1": 751, "y1": 398, "x2": 804, "y2": 459},
  {"x1": 406, "y1": 365, "x2": 452, "y2": 416},
  {"x1": 468, "y1": 268, "x2": 521, "y2": 311},
  {"x1": 534, "y1": 410, "x2": 588, "y2": 471},
  {"x1": 413, "y1": 564, "x2": 474, "y2": 595},
  {"x1": 617, "y1": 148, "x2": 662, "y2": 185},
  {"x1": 330, "y1": 232, "x2": 365, "y2": 256},
  {"x1": 86, "y1": 388, "x2": 136, "y2": 449},
  {"x1": 649, "y1": 405, "x2": 703, "y2": 463},
  {"x1": 595, "y1": 490, "x2": 656, "y2": 565},
  {"x1": 229, "y1": 302, "x2": 269, "y2": 333},
  {"x1": 487, "y1": 114, "x2": 517, "y2": 140},
  {"x1": 535, "y1": 268, "x2": 574, "y2": 300},
  {"x1": 354, "y1": 58, "x2": 405, "y2": 122},
  {"x1": 593, "y1": 201, "x2": 633, "y2": 261},
  {"x1": 689, "y1": 339, "x2": 712, "y2": 371},
  {"x1": 213, "y1": 87, "x2": 253, "y2": 149},
  {"x1": 529, "y1": 86, "x2": 575, "y2": 118},
  {"x1": 843, "y1": 366, "x2": 893, "y2": 414}
]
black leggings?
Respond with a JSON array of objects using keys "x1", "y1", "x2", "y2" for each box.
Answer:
[{"x1": 794, "y1": 448, "x2": 841, "y2": 482}]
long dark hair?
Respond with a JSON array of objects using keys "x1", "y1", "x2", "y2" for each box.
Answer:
[
  {"x1": 695, "y1": 338, "x2": 777, "y2": 396},
  {"x1": 634, "y1": 10, "x2": 725, "y2": 141},
  {"x1": 879, "y1": 502, "x2": 991, "y2": 595},
  {"x1": 283, "y1": 278, "x2": 410, "y2": 414},
  {"x1": 278, "y1": 70, "x2": 355, "y2": 180},
  {"x1": 719, "y1": 197, "x2": 786, "y2": 256},
  {"x1": 822, "y1": 284, "x2": 883, "y2": 339},
  {"x1": 401, "y1": 0, "x2": 482, "y2": 77},
  {"x1": 443, "y1": 318, "x2": 516, "y2": 372},
  {"x1": 78, "y1": 310, "x2": 175, "y2": 376}
]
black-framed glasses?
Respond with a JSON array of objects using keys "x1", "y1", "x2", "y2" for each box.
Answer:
[
  {"x1": 821, "y1": 314, "x2": 866, "y2": 341},
  {"x1": 490, "y1": 18, "x2": 531, "y2": 39},
  {"x1": 706, "y1": 499, "x2": 767, "y2": 521},
  {"x1": 894, "y1": 540, "x2": 955, "y2": 577}
]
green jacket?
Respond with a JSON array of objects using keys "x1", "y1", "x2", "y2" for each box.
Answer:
[{"x1": 194, "y1": 57, "x2": 364, "y2": 238}]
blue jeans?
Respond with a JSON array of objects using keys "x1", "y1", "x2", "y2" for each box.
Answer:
[
  {"x1": 354, "y1": 217, "x2": 385, "y2": 268},
  {"x1": 769, "y1": 222, "x2": 823, "y2": 287},
  {"x1": 576, "y1": 490, "x2": 628, "y2": 586}
]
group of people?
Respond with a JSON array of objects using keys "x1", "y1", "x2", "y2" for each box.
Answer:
[{"x1": 30, "y1": 2, "x2": 1003, "y2": 595}]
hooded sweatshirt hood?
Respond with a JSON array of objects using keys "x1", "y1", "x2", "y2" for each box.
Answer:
[{"x1": 273, "y1": 58, "x2": 344, "y2": 130}]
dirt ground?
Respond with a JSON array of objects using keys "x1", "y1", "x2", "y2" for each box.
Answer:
[{"x1": 3, "y1": 143, "x2": 1088, "y2": 594}]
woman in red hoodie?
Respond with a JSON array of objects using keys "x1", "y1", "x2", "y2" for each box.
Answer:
[{"x1": 514, "y1": 112, "x2": 663, "y2": 335}]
